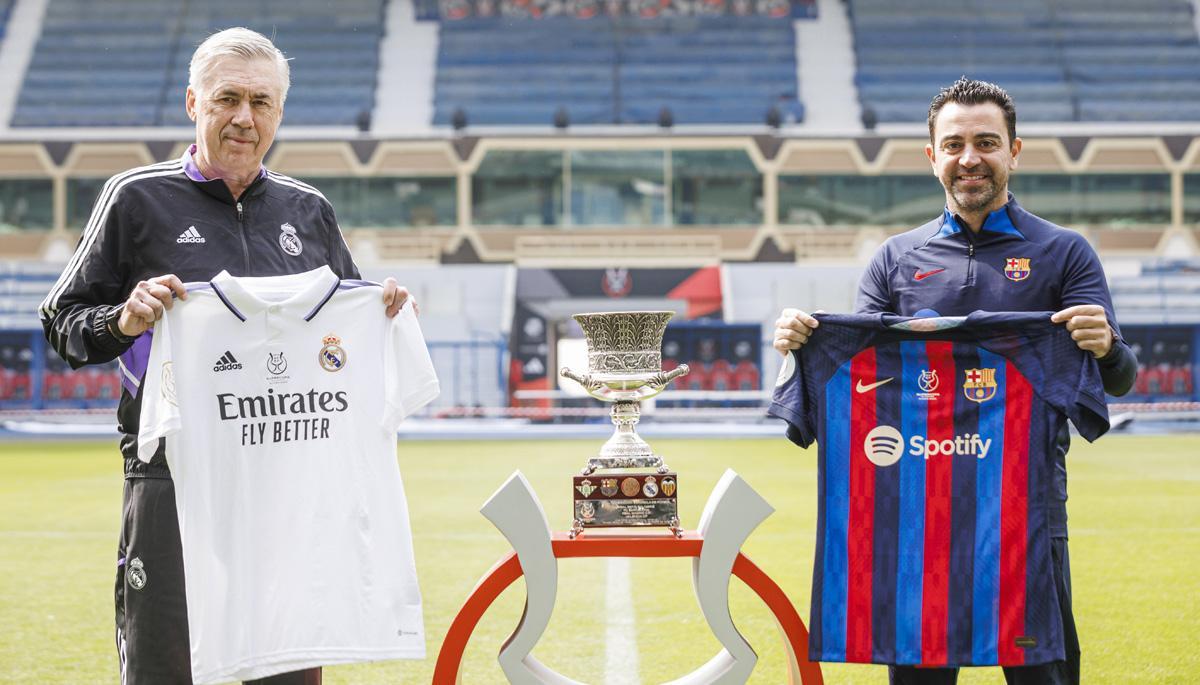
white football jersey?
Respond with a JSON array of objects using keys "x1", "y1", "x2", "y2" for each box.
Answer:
[{"x1": 138, "y1": 266, "x2": 438, "y2": 684}]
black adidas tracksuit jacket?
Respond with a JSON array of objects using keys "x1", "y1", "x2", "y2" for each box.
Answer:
[{"x1": 39, "y1": 152, "x2": 360, "y2": 478}]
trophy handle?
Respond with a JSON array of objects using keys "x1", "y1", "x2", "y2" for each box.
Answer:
[
  {"x1": 560, "y1": 367, "x2": 602, "y2": 393},
  {"x1": 650, "y1": 363, "x2": 690, "y2": 388}
]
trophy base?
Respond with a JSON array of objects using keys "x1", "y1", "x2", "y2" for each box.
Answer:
[{"x1": 571, "y1": 472, "x2": 680, "y2": 538}]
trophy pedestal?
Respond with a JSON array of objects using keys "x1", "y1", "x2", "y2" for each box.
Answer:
[{"x1": 571, "y1": 472, "x2": 680, "y2": 538}]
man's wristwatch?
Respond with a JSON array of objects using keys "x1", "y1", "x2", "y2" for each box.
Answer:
[{"x1": 104, "y1": 304, "x2": 135, "y2": 344}]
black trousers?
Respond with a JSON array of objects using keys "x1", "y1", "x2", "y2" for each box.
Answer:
[
  {"x1": 890, "y1": 537, "x2": 1080, "y2": 685},
  {"x1": 115, "y1": 477, "x2": 321, "y2": 685}
]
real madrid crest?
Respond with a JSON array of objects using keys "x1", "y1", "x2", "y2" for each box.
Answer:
[
  {"x1": 279, "y1": 222, "x2": 303, "y2": 256},
  {"x1": 319, "y1": 334, "x2": 346, "y2": 372},
  {"x1": 1004, "y1": 257, "x2": 1031, "y2": 282},
  {"x1": 642, "y1": 475, "x2": 659, "y2": 498},
  {"x1": 963, "y1": 367, "x2": 998, "y2": 403},
  {"x1": 161, "y1": 362, "x2": 178, "y2": 406},
  {"x1": 126, "y1": 557, "x2": 147, "y2": 590}
]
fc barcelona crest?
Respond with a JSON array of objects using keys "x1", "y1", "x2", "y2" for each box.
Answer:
[
  {"x1": 600, "y1": 478, "x2": 619, "y2": 497},
  {"x1": 1004, "y1": 257, "x2": 1031, "y2": 282},
  {"x1": 963, "y1": 368, "x2": 997, "y2": 403}
]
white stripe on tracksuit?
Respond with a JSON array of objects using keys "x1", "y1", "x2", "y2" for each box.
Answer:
[{"x1": 39, "y1": 160, "x2": 185, "y2": 320}]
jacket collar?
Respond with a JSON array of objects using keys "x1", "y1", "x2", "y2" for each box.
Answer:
[
  {"x1": 935, "y1": 193, "x2": 1026, "y2": 239},
  {"x1": 209, "y1": 266, "x2": 340, "y2": 322},
  {"x1": 181, "y1": 144, "x2": 269, "y2": 204}
]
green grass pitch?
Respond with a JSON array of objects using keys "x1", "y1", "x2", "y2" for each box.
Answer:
[{"x1": 1, "y1": 434, "x2": 1197, "y2": 683}]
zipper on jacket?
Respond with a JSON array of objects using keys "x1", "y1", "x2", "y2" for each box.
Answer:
[
  {"x1": 236, "y1": 201, "x2": 250, "y2": 272},
  {"x1": 966, "y1": 241, "x2": 976, "y2": 286}
]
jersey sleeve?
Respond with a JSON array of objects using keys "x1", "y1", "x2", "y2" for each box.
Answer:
[
  {"x1": 1048, "y1": 326, "x2": 1110, "y2": 442},
  {"x1": 766, "y1": 350, "x2": 815, "y2": 447},
  {"x1": 381, "y1": 303, "x2": 440, "y2": 432},
  {"x1": 136, "y1": 309, "x2": 182, "y2": 462}
]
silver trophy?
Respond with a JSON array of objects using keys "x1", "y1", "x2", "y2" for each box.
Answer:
[{"x1": 560, "y1": 311, "x2": 689, "y2": 536}]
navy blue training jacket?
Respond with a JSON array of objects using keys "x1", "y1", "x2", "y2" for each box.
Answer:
[{"x1": 853, "y1": 194, "x2": 1137, "y2": 536}]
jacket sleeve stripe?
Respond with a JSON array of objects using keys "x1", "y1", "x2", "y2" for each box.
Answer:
[{"x1": 39, "y1": 161, "x2": 185, "y2": 320}]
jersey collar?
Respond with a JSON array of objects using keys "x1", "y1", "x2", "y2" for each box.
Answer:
[
  {"x1": 209, "y1": 266, "x2": 341, "y2": 322},
  {"x1": 935, "y1": 193, "x2": 1025, "y2": 239}
]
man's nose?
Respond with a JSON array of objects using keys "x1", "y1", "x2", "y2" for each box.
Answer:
[
  {"x1": 959, "y1": 145, "x2": 981, "y2": 167},
  {"x1": 231, "y1": 100, "x2": 254, "y2": 127}
]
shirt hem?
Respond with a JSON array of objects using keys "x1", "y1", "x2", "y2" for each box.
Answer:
[{"x1": 193, "y1": 646, "x2": 427, "y2": 685}]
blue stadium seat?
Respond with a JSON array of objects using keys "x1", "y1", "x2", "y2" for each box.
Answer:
[
  {"x1": 431, "y1": 15, "x2": 801, "y2": 126},
  {"x1": 12, "y1": 0, "x2": 384, "y2": 127},
  {"x1": 849, "y1": 0, "x2": 1200, "y2": 123}
]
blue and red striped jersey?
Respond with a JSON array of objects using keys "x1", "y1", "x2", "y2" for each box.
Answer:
[{"x1": 768, "y1": 311, "x2": 1109, "y2": 668}]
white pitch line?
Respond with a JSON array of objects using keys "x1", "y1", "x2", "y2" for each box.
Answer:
[{"x1": 604, "y1": 557, "x2": 640, "y2": 685}]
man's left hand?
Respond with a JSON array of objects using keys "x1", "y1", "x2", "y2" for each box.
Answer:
[
  {"x1": 382, "y1": 277, "x2": 417, "y2": 318},
  {"x1": 1051, "y1": 304, "x2": 1113, "y2": 359}
]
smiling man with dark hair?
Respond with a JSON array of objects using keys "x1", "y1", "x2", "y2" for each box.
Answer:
[{"x1": 773, "y1": 77, "x2": 1137, "y2": 685}]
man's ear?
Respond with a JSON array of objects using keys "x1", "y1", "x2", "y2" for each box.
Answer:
[
  {"x1": 185, "y1": 86, "x2": 197, "y2": 122},
  {"x1": 924, "y1": 143, "x2": 937, "y2": 174},
  {"x1": 1009, "y1": 136, "x2": 1023, "y2": 170}
]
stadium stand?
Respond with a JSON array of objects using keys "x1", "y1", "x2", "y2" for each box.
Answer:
[
  {"x1": 0, "y1": 0, "x2": 13, "y2": 41},
  {"x1": 12, "y1": 0, "x2": 384, "y2": 127},
  {"x1": 849, "y1": 0, "x2": 1200, "y2": 123},
  {"x1": 432, "y1": 15, "x2": 801, "y2": 126}
]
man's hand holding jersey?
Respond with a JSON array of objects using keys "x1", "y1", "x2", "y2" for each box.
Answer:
[
  {"x1": 382, "y1": 277, "x2": 418, "y2": 318},
  {"x1": 117, "y1": 274, "x2": 418, "y2": 339},
  {"x1": 1051, "y1": 304, "x2": 1114, "y2": 359},
  {"x1": 117, "y1": 275, "x2": 188, "y2": 338},
  {"x1": 773, "y1": 308, "x2": 821, "y2": 356}
]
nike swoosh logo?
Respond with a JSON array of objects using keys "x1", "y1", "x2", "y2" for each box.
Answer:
[
  {"x1": 856, "y1": 377, "x2": 894, "y2": 393},
  {"x1": 914, "y1": 268, "x2": 946, "y2": 281}
]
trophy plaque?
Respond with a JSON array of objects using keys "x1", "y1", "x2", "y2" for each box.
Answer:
[{"x1": 560, "y1": 311, "x2": 689, "y2": 537}]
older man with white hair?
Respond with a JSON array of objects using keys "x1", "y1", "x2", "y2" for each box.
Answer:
[{"x1": 40, "y1": 28, "x2": 411, "y2": 685}]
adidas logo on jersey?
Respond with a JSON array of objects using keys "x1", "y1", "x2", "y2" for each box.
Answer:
[
  {"x1": 213, "y1": 351, "x2": 243, "y2": 372},
  {"x1": 177, "y1": 226, "x2": 206, "y2": 244}
]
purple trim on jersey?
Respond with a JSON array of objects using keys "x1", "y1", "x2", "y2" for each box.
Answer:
[
  {"x1": 208, "y1": 281, "x2": 246, "y2": 321},
  {"x1": 947, "y1": 343, "x2": 981, "y2": 662},
  {"x1": 338, "y1": 279, "x2": 380, "y2": 290},
  {"x1": 870, "y1": 343, "x2": 903, "y2": 660},
  {"x1": 303, "y1": 278, "x2": 342, "y2": 321},
  {"x1": 820, "y1": 359, "x2": 852, "y2": 660},
  {"x1": 972, "y1": 348, "x2": 1005, "y2": 664},
  {"x1": 895, "y1": 341, "x2": 927, "y2": 663},
  {"x1": 119, "y1": 332, "x2": 153, "y2": 396},
  {"x1": 182, "y1": 144, "x2": 267, "y2": 183}
]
